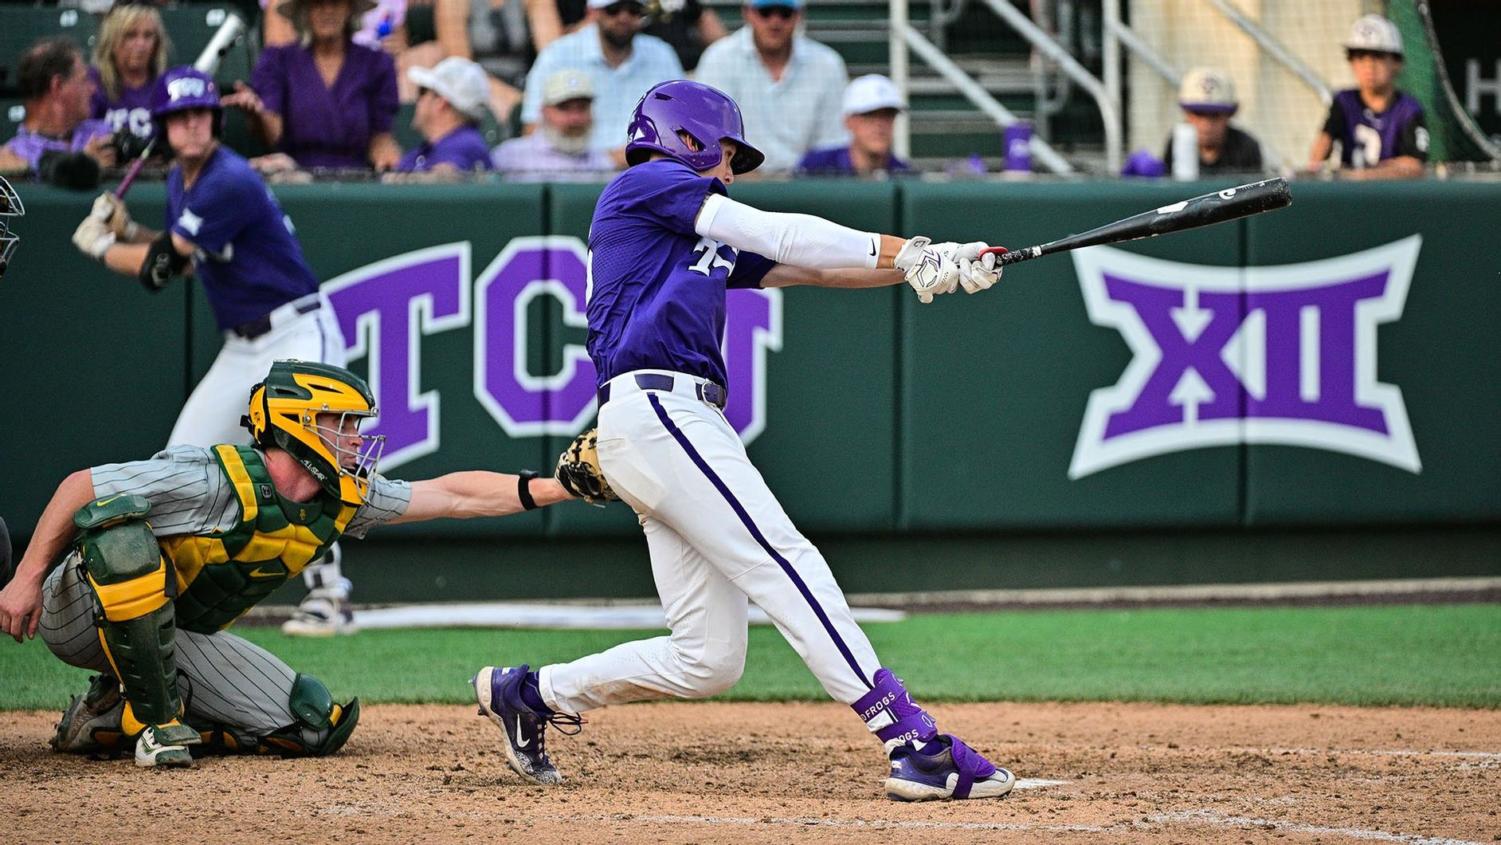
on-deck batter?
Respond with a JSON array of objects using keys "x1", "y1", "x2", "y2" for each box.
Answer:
[
  {"x1": 473, "y1": 79, "x2": 1015, "y2": 802},
  {"x1": 72, "y1": 66, "x2": 357, "y2": 636}
]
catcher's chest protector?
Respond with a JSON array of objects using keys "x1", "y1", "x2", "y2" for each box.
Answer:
[{"x1": 162, "y1": 445, "x2": 356, "y2": 633}]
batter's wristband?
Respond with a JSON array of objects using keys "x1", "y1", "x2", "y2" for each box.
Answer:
[{"x1": 517, "y1": 470, "x2": 540, "y2": 511}]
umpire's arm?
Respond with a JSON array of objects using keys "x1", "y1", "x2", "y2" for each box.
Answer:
[{"x1": 388, "y1": 472, "x2": 571, "y2": 525}]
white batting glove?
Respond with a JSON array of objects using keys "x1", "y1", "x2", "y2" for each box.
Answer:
[
  {"x1": 72, "y1": 215, "x2": 116, "y2": 260},
  {"x1": 91, "y1": 192, "x2": 139, "y2": 241},
  {"x1": 956, "y1": 242, "x2": 1002, "y2": 294},
  {"x1": 893, "y1": 236, "x2": 961, "y2": 304}
]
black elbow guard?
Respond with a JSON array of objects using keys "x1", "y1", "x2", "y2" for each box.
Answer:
[{"x1": 140, "y1": 232, "x2": 188, "y2": 292}]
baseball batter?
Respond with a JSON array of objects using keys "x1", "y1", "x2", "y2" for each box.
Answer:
[
  {"x1": 71, "y1": 67, "x2": 357, "y2": 637},
  {"x1": 473, "y1": 80, "x2": 1014, "y2": 801},
  {"x1": 0, "y1": 360, "x2": 577, "y2": 767}
]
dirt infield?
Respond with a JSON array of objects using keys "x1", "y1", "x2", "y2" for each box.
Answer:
[{"x1": 4, "y1": 701, "x2": 1498, "y2": 844}]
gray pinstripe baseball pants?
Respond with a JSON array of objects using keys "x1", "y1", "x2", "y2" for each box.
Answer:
[{"x1": 40, "y1": 553, "x2": 300, "y2": 735}]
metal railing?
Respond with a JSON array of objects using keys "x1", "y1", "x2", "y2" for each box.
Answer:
[{"x1": 1206, "y1": 0, "x2": 1333, "y2": 105}]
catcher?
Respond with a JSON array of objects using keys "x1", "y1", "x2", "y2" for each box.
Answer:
[{"x1": 0, "y1": 359, "x2": 603, "y2": 767}]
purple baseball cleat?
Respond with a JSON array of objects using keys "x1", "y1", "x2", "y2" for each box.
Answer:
[
  {"x1": 854, "y1": 668, "x2": 1016, "y2": 801},
  {"x1": 471, "y1": 664, "x2": 579, "y2": 785},
  {"x1": 885, "y1": 734, "x2": 1016, "y2": 801}
]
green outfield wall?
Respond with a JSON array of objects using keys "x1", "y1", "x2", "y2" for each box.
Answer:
[{"x1": 2, "y1": 179, "x2": 1497, "y2": 593}]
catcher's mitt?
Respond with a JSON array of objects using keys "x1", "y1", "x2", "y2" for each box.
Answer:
[{"x1": 555, "y1": 428, "x2": 619, "y2": 505}]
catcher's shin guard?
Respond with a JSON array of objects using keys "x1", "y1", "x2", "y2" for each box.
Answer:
[
  {"x1": 74, "y1": 496, "x2": 196, "y2": 749},
  {"x1": 261, "y1": 674, "x2": 361, "y2": 757}
]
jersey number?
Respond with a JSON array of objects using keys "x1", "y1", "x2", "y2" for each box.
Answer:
[{"x1": 689, "y1": 237, "x2": 737, "y2": 277}]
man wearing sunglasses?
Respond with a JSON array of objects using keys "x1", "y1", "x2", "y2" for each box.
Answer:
[
  {"x1": 694, "y1": 0, "x2": 848, "y2": 172},
  {"x1": 1306, "y1": 14, "x2": 1427, "y2": 180},
  {"x1": 521, "y1": 0, "x2": 684, "y2": 165}
]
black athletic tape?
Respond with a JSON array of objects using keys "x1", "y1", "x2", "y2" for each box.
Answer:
[
  {"x1": 140, "y1": 232, "x2": 187, "y2": 292},
  {"x1": 517, "y1": 470, "x2": 539, "y2": 511}
]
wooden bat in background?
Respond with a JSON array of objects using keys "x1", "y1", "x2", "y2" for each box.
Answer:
[{"x1": 981, "y1": 177, "x2": 1293, "y2": 266}]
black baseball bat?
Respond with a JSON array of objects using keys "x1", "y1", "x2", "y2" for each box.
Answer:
[{"x1": 981, "y1": 177, "x2": 1292, "y2": 265}]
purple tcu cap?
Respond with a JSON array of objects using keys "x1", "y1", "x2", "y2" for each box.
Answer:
[
  {"x1": 625, "y1": 80, "x2": 765, "y2": 174},
  {"x1": 151, "y1": 66, "x2": 222, "y2": 120}
]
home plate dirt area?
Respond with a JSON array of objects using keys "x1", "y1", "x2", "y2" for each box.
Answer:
[{"x1": 4, "y1": 701, "x2": 1497, "y2": 844}]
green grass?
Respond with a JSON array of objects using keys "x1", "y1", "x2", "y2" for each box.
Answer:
[{"x1": 3, "y1": 604, "x2": 1499, "y2": 710}]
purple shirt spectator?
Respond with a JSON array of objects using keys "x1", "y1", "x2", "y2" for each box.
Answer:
[
  {"x1": 396, "y1": 125, "x2": 493, "y2": 173},
  {"x1": 88, "y1": 65, "x2": 156, "y2": 141},
  {"x1": 491, "y1": 132, "x2": 613, "y2": 181},
  {"x1": 251, "y1": 42, "x2": 399, "y2": 169},
  {"x1": 1322, "y1": 89, "x2": 1427, "y2": 168},
  {"x1": 2, "y1": 119, "x2": 114, "y2": 171},
  {"x1": 797, "y1": 145, "x2": 909, "y2": 175}
]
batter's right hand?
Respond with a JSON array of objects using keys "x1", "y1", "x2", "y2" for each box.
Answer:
[
  {"x1": 91, "y1": 192, "x2": 139, "y2": 241},
  {"x1": 0, "y1": 578, "x2": 42, "y2": 642},
  {"x1": 894, "y1": 236, "x2": 961, "y2": 304}
]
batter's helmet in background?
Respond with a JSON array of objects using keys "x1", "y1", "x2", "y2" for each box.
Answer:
[
  {"x1": 0, "y1": 175, "x2": 21, "y2": 280},
  {"x1": 150, "y1": 66, "x2": 223, "y2": 136},
  {"x1": 242, "y1": 361, "x2": 386, "y2": 506},
  {"x1": 625, "y1": 80, "x2": 765, "y2": 174}
]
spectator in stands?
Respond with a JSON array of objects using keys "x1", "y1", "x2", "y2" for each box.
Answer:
[
  {"x1": 393, "y1": 0, "x2": 543, "y2": 125},
  {"x1": 0, "y1": 38, "x2": 115, "y2": 189},
  {"x1": 1161, "y1": 67, "x2": 1263, "y2": 176},
  {"x1": 263, "y1": 0, "x2": 409, "y2": 49},
  {"x1": 385, "y1": 56, "x2": 494, "y2": 179},
  {"x1": 227, "y1": 0, "x2": 401, "y2": 171},
  {"x1": 1307, "y1": 14, "x2": 1427, "y2": 180},
  {"x1": 798, "y1": 74, "x2": 910, "y2": 176},
  {"x1": 693, "y1": 0, "x2": 847, "y2": 172},
  {"x1": 643, "y1": 0, "x2": 726, "y2": 71},
  {"x1": 521, "y1": 0, "x2": 682, "y2": 163},
  {"x1": 90, "y1": 3, "x2": 171, "y2": 151},
  {"x1": 492, "y1": 68, "x2": 612, "y2": 177}
]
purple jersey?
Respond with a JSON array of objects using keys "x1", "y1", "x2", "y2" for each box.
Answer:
[
  {"x1": 88, "y1": 66, "x2": 156, "y2": 141},
  {"x1": 252, "y1": 42, "x2": 398, "y2": 170},
  {"x1": 586, "y1": 159, "x2": 777, "y2": 389},
  {"x1": 1, "y1": 119, "x2": 114, "y2": 171},
  {"x1": 1321, "y1": 89, "x2": 1428, "y2": 168},
  {"x1": 797, "y1": 145, "x2": 911, "y2": 175},
  {"x1": 166, "y1": 145, "x2": 321, "y2": 330},
  {"x1": 396, "y1": 124, "x2": 493, "y2": 173}
]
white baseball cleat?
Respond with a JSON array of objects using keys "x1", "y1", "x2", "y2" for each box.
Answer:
[{"x1": 281, "y1": 588, "x2": 357, "y2": 637}]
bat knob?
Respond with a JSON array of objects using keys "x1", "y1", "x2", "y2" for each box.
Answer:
[{"x1": 980, "y1": 246, "x2": 1009, "y2": 257}]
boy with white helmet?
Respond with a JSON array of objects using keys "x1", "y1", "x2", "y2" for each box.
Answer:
[
  {"x1": 1307, "y1": 14, "x2": 1428, "y2": 179},
  {"x1": 1162, "y1": 67, "x2": 1264, "y2": 176}
]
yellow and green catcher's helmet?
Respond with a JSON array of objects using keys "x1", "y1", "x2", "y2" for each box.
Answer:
[{"x1": 243, "y1": 360, "x2": 384, "y2": 505}]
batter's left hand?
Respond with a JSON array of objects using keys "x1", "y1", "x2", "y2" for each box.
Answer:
[{"x1": 955, "y1": 242, "x2": 1001, "y2": 294}]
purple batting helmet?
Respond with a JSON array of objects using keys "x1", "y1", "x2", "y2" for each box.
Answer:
[
  {"x1": 625, "y1": 80, "x2": 765, "y2": 174},
  {"x1": 151, "y1": 66, "x2": 222, "y2": 121}
]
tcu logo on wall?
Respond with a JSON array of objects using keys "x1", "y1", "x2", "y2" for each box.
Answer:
[
  {"x1": 323, "y1": 238, "x2": 782, "y2": 470},
  {"x1": 1070, "y1": 236, "x2": 1422, "y2": 478}
]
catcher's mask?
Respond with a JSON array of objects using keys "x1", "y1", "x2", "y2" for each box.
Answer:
[
  {"x1": 242, "y1": 360, "x2": 385, "y2": 505},
  {"x1": 0, "y1": 174, "x2": 23, "y2": 280}
]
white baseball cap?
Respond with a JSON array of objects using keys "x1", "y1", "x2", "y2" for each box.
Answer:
[
  {"x1": 842, "y1": 74, "x2": 905, "y2": 117},
  {"x1": 542, "y1": 69, "x2": 595, "y2": 106},
  {"x1": 1178, "y1": 67, "x2": 1238, "y2": 115},
  {"x1": 1343, "y1": 13, "x2": 1403, "y2": 57},
  {"x1": 407, "y1": 57, "x2": 492, "y2": 121}
]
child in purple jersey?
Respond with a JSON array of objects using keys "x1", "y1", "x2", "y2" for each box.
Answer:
[
  {"x1": 471, "y1": 80, "x2": 1017, "y2": 802},
  {"x1": 1307, "y1": 14, "x2": 1428, "y2": 180},
  {"x1": 225, "y1": 0, "x2": 401, "y2": 171},
  {"x1": 89, "y1": 5, "x2": 171, "y2": 146},
  {"x1": 72, "y1": 67, "x2": 365, "y2": 638},
  {"x1": 388, "y1": 57, "x2": 494, "y2": 180}
]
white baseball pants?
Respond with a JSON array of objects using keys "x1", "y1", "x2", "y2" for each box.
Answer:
[{"x1": 539, "y1": 370, "x2": 882, "y2": 714}]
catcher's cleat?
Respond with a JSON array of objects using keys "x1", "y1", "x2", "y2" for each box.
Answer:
[
  {"x1": 134, "y1": 722, "x2": 201, "y2": 769},
  {"x1": 51, "y1": 674, "x2": 126, "y2": 755},
  {"x1": 471, "y1": 665, "x2": 580, "y2": 786},
  {"x1": 884, "y1": 735, "x2": 1016, "y2": 801},
  {"x1": 281, "y1": 588, "x2": 357, "y2": 637}
]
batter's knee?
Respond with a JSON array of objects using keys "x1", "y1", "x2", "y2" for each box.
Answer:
[{"x1": 673, "y1": 641, "x2": 747, "y2": 698}]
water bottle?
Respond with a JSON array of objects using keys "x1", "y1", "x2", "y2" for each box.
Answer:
[
  {"x1": 1171, "y1": 122, "x2": 1199, "y2": 181},
  {"x1": 1003, "y1": 122, "x2": 1033, "y2": 174}
]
